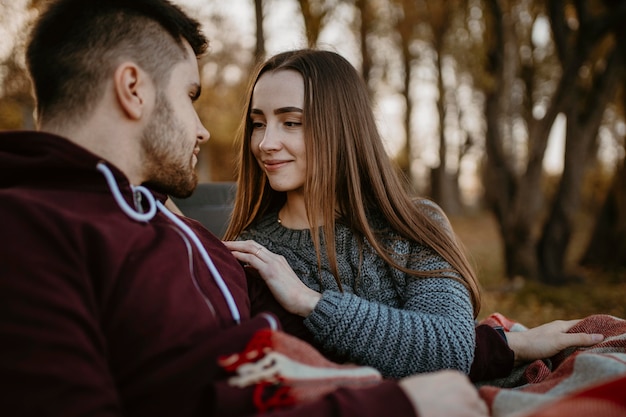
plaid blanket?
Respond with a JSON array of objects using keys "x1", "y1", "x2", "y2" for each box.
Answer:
[
  {"x1": 219, "y1": 314, "x2": 626, "y2": 415},
  {"x1": 478, "y1": 313, "x2": 626, "y2": 417}
]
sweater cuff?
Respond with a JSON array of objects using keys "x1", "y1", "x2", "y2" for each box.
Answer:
[{"x1": 304, "y1": 290, "x2": 343, "y2": 337}]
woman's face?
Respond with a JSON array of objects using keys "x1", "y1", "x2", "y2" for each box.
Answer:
[{"x1": 250, "y1": 69, "x2": 307, "y2": 193}]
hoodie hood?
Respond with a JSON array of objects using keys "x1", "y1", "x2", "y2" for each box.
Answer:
[{"x1": 0, "y1": 130, "x2": 132, "y2": 192}]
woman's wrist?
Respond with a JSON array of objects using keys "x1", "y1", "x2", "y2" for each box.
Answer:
[
  {"x1": 503, "y1": 331, "x2": 524, "y2": 366},
  {"x1": 295, "y1": 290, "x2": 322, "y2": 317}
]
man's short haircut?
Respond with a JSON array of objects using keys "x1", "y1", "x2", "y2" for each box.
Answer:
[{"x1": 27, "y1": 0, "x2": 208, "y2": 122}]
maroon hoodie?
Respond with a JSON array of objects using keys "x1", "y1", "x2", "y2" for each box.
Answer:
[{"x1": 0, "y1": 131, "x2": 415, "y2": 417}]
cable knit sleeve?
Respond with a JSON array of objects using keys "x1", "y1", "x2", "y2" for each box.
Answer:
[{"x1": 304, "y1": 271, "x2": 475, "y2": 379}]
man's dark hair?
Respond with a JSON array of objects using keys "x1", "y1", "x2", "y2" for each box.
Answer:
[{"x1": 27, "y1": 0, "x2": 208, "y2": 122}]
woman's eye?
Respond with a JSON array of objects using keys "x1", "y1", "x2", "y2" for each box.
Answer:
[
  {"x1": 285, "y1": 121, "x2": 302, "y2": 127},
  {"x1": 251, "y1": 121, "x2": 265, "y2": 129}
]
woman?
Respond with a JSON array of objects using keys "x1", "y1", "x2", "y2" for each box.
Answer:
[{"x1": 223, "y1": 49, "x2": 602, "y2": 379}]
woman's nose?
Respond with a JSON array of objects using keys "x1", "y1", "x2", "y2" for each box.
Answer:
[{"x1": 258, "y1": 126, "x2": 281, "y2": 152}]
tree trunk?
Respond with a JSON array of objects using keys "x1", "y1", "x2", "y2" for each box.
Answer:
[
  {"x1": 296, "y1": 0, "x2": 325, "y2": 47},
  {"x1": 423, "y1": 1, "x2": 462, "y2": 213},
  {"x1": 399, "y1": 43, "x2": 414, "y2": 185},
  {"x1": 392, "y1": 0, "x2": 424, "y2": 187},
  {"x1": 580, "y1": 159, "x2": 626, "y2": 271},
  {"x1": 354, "y1": 0, "x2": 373, "y2": 85},
  {"x1": 430, "y1": 167, "x2": 463, "y2": 214},
  {"x1": 538, "y1": 48, "x2": 623, "y2": 284},
  {"x1": 483, "y1": 0, "x2": 540, "y2": 279},
  {"x1": 484, "y1": 74, "x2": 539, "y2": 279},
  {"x1": 253, "y1": 0, "x2": 265, "y2": 61}
]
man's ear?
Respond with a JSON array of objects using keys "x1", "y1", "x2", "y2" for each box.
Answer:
[{"x1": 113, "y1": 63, "x2": 153, "y2": 120}]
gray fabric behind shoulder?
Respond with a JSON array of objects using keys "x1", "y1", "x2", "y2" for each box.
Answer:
[{"x1": 171, "y1": 182, "x2": 236, "y2": 237}]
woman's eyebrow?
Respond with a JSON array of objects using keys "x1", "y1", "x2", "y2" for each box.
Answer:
[
  {"x1": 250, "y1": 106, "x2": 302, "y2": 115},
  {"x1": 274, "y1": 106, "x2": 302, "y2": 115}
]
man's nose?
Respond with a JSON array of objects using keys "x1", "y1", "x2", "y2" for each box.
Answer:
[{"x1": 197, "y1": 117, "x2": 210, "y2": 144}]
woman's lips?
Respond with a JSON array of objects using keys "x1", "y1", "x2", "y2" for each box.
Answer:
[{"x1": 263, "y1": 160, "x2": 290, "y2": 171}]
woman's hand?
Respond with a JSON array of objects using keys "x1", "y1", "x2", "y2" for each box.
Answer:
[
  {"x1": 223, "y1": 240, "x2": 321, "y2": 317},
  {"x1": 506, "y1": 319, "x2": 604, "y2": 366}
]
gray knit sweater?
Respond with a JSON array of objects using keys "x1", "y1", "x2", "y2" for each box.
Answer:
[{"x1": 239, "y1": 205, "x2": 476, "y2": 379}]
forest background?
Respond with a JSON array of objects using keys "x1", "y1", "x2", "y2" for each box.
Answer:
[{"x1": 1, "y1": 0, "x2": 625, "y2": 327}]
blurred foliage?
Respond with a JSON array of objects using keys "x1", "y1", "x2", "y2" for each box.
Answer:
[{"x1": 0, "y1": 98, "x2": 24, "y2": 129}]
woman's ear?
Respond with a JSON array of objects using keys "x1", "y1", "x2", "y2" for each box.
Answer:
[{"x1": 113, "y1": 62, "x2": 152, "y2": 120}]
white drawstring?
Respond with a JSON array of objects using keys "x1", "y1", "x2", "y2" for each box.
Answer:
[
  {"x1": 259, "y1": 312, "x2": 279, "y2": 330},
  {"x1": 96, "y1": 162, "x2": 241, "y2": 324},
  {"x1": 96, "y1": 162, "x2": 157, "y2": 222},
  {"x1": 157, "y1": 200, "x2": 241, "y2": 324}
]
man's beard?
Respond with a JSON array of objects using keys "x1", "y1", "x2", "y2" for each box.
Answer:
[{"x1": 140, "y1": 93, "x2": 198, "y2": 198}]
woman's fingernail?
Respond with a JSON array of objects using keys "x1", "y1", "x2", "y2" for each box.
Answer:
[{"x1": 592, "y1": 334, "x2": 604, "y2": 343}]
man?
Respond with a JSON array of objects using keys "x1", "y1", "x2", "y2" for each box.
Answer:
[{"x1": 0, "y1": 0, "x2": 488, "y2": 416}]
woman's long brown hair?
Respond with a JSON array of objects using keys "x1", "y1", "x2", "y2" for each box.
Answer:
[{"x1": 224, "y1": 49, "x2": 481, "y2": 317}]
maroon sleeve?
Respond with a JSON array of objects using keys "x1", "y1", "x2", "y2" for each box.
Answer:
[
  {"x1": 230, "y1": 381, "x2": 417, "y2": 417},
  {"x1": 469, "y1": 324, "x2": 514, "y2": 382}
]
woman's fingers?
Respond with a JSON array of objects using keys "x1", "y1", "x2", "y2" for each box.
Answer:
[
  {"x1": 506, "y1": 319, "x2": 605, "y2": 365},
  {"x1": 222, "y1": 240, "x2": 321, "y2": 317},
  {"x1": 223, "y1": 240, "x2": 270, "y2": 266}
]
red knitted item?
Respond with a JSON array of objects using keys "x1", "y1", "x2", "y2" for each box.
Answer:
[{"x1": 218, "y1": 329, "x2": 382, "y2": 412}]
